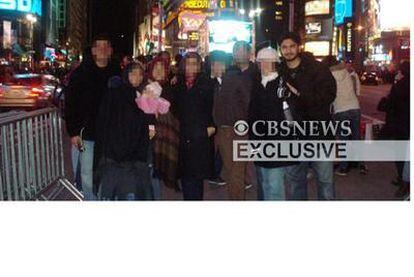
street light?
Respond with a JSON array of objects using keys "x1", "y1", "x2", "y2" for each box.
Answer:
[
  {"x1": 26, "y1": 14, "x2": 37, "y2": 23},
  {"x1": 26, "y1": 14, "x2": 37, "y2": 70}
]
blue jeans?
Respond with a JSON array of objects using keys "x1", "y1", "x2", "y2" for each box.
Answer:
[
  {"x1": 334, "y1": 109, "x2": 361, "y2": 171},
  {"x1": 79, "y1": 140, "x2": 97, "y2": 201},
  {"x1": 286, "y1": 161, "x2": 335, "y2": 200},
  {"x1": 71, "y1": 146, "x2": 82, "y2": 191},
  {"x1": 255, "y1": 166, "x2": 288, "y2": 200},
  {"x1": 402, "y1": 162, "x2": 410, "y2": 183},
  {"x1": 100, "y1": 193, "x2": 137, "y2": 201}
]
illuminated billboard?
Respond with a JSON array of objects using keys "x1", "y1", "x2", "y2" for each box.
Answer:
[
  {"x1": 334, "y1": 0, "x2": 352, "y2": 25},
  {"x1": 208, "y1": 19, "x2": 252, "y2": 53},
  {"x1": 306, "y1": 22, "x2": 322, "y2": 35},
  {"x1": 0, "y1": 0, "x2": 42, "y2": 16},
  {"x1": 305, "y1": 0, "x2": 330, "y2": 16},
  {"x1": 304, "y1": 41, "x2": 330, "y2": 56}
]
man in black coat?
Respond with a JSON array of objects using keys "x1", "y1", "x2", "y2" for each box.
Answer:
[
  {"x1": 278, "y1": 32, "x2": 337, "y2": 200},
  {"x1": 380, "y1": 61, "x2": 410, "y2": 197},
  {"x1": 65, "y1": 34, "x2": 121, "y2": 200}
]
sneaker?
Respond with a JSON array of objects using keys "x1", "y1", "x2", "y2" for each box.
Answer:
[
  {"x1": 359, "y1": 164, "x2": 368, "y2": 175},
  {"x1": 335, "y1": 168, "x2": 349, "y2": 176},
  {"x1": 245, "y1": 183, "x2": 253, "y2": 190},
  {"x1": 208, "y1": 177, "x2": 226, "y2": 186}
]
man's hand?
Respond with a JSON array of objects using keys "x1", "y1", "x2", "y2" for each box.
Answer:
[
  {"x1": 71, "y1": 136, "x2": 82, "y2": 149},
  {"x1": 207, "y1": 127, "x2": 216, "y2": 138},
  {"x1": 170, "y1": 76, "x2": 178, "y2": 86},
  {"x1": 286, "y1": 82, "x2": 300, "y2": 96},
  {"x1": 149, "y1": 129, "x2": 156, "y2": 140},
  {"x1": 149, "y1": 125, "x2": 156, "y2": 140}
]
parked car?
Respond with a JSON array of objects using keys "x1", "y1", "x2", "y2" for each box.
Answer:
[
  {"x1": 0, "y1": 74, "x2": 61, "y2": 110},
  {"x1": 360, "y1": 71, "x2": 381, "y2": 86}
]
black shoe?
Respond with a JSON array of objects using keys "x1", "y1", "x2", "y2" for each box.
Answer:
[
  {"x1": 208, "y1": 177, "x2": 226, "y2": 186},
  {"x1": 359, "y1": 164, "x2": 368, "y2": 175},
  {"x1": 335, "y1": 168, "x2": 349, "y2": 176}
]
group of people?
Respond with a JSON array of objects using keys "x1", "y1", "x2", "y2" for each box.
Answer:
[{"x1": 64, "y1": 32, "x2": 409, "y2": 201}]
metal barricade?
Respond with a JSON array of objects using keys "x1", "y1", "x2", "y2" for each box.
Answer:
[{"x1": 0, "y1": 107, "x2": 82, "y2": 201}]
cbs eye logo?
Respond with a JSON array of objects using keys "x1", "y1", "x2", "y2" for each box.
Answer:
[{"x1": 234, "y1": 120, "x2": 249, "y2": 136}]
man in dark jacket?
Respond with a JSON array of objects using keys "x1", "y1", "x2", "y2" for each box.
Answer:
[
  {"x1": 213, "y1": 41, "x2": 254, "y2": 200},
  {"x1": 278, "y1": 32, "x2": 337, "y2": 200},
  {"x1": 65, "y1": 34, "x2": 120, "y2": 200},
  {"x1": 381, "y1": 61, "x2": 410, "y2": 197}
]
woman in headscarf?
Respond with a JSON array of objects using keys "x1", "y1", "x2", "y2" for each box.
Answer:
[
  {"x1": 174, "y1": 52, "x2": 215, "y2": 200},
  {"x1": 95, "y1": 62, "x2": 153, "y2": 200},
  {"x1": 147, "y1": 57, "x2": 181, "y2": 194}
]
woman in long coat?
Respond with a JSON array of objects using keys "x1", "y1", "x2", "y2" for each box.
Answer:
[
  {"x1": 147, "y1": 57, "x2": 181, "y2": 193},
  {"x1": 174, "y1": 52, "x2": 215, "y2": 200}
]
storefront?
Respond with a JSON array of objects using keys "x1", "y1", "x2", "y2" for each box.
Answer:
[
  {"x1": 0, "y1": 0, "x2": 42, "y2": 68},
  {"x1": 163, "y1": 0, "x2": 252, "y2": 58}
]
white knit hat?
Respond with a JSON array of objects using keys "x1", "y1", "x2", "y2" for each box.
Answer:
[
  {"x1": 145, "y1": 81, "x2": 163, "y2": 97},
  {"x1": 256, "y1": 47, "x2": 279, "y2": 62}
]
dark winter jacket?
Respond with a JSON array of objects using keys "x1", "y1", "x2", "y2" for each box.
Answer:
[
  {"x1": 279, "y1": 54, "x2": 337, "y2": 121},
  {"x1": 213, "y1": 63, "x2": 257, "y2": 127},
  {"x1": 175, "y1": 73, "x2": 215, "y2": 179},
  {"x1": 95, "y1": 77, "x2": 150, "y2": 163},
  {"x1": 64, "y1": 57, "x2": 121, "y2": 140},
  {"x1": 249, "y1": 76, "x2": 299, "y2": 168},
  {"x1": 278, "y1": 54, "x2": 337, "y2": 140},
  {"x1": 380, "y1": 77, "x2": 410, "y2": 140}
]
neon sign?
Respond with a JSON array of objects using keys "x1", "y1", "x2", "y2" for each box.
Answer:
[
  {"x1": 0, "y1": 0, "x2": 42, "y2": 16},
  {"x1": 334, "y1": 0, "x2": 352, "y2": 25}
]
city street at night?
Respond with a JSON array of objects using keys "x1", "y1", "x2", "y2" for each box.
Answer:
[{"x1": 0, "y1": 1, "x2": 412, "y2": 276}]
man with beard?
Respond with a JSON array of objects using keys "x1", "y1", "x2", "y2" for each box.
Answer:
[{"x1": 278, "y1": 32, "x2": 337, "y2": 200}]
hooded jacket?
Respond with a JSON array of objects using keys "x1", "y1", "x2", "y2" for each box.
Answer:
[
  {"x1": 329, "y1": 63, "x2": 360, "y2": 114},
  {"x1": 64, "y1": 56, "x2": 121, "y2": 140}
]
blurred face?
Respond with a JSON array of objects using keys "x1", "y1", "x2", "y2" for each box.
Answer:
[
  {"x1": 259, "y1": 61, "x2": 276, "y2": 76},
  {"x1": 152, "y1": 62, "x2": 166, "y2": 82},
  {"x1": 280, "y1": 39, "x2": 300, "y2": 62},
  {"x1": 233, "y1": 45, "x2": 251, "y2": 65},
  {"x1": 185, "y1": 57, "x2": 200, "y2": 78},
  {"x1": 128, "y1": 68, "x2": 144, "y2": 87},
  {"x1": 91, "y1": 40, "x2": 112, "y2": 66},
  {"x1": 211, "y1": 61, "x2": 226, "y2": 78}
]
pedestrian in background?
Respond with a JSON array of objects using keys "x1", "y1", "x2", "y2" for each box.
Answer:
[
  {"x1": 378, "y1": 61, "x2": 410, "y2": 196},
  {"x1": 322, "y1": 56, "x2": 367, "y2": 176}
]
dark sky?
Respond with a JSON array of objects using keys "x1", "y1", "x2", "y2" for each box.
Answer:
[{"x1": 91, "y1": 0, "x2": 138, "y2": 56}]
